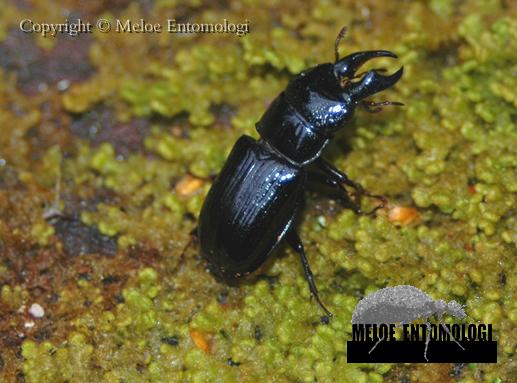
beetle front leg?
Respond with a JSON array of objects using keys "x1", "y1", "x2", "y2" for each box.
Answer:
[
  {"x1": 314, "y1": 158, "x2": 364, "y2": 193},
  {"x1": 315, "y1": 158, "x2": 387, "y2": 214},
  {"x1": 286, "y1": 230, "x2": 333, "y2": 318}
]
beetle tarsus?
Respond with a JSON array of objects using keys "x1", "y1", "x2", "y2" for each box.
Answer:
[
  {"x1": 363, "y1": 193, "x2": 388, "y2": 215},
  {"x1": 286, "y1": 230, "x2": 333, "y2": 318}
]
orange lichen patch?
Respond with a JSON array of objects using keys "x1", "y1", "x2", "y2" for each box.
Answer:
[
  {"x1": 175, "y1": 175, "x2": 204, "y2": 197},
  {"x1": 388, "y1": 205, "x2": 419, "y2": 226},
  {"x1": 189, "y1": 329, "x2": 210, "y2": 353}
]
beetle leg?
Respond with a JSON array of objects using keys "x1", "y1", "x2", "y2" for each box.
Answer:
[
  {"x1": 315, "y1": 158, "x2": 388, "y2": 213},
  {"x1": 286, "y1": 230, "x2": 333, "y2": 318},
  {"x1": 315, "y1": 158, "x2": 364, "y2": 193},
  {"x1": 307, "y1": 171, "x2": 362, "y2": 214},
  {"x1": 180, "y1": 226, "x2": 198, "y2": 259}
]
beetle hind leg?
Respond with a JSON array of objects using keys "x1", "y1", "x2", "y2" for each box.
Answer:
[{"x1": 286, "y1": 230, "x2": 333, "y2": 318}]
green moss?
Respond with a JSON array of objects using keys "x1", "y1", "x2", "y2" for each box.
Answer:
[
  {"x1": 30, "y1": 220, "x2": 55, "y2": 246},
  {"x1": 1, "y1": 285, "x2": 29, "y2": 311}
]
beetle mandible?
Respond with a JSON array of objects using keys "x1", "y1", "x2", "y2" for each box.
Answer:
[{"x1": 197, "y1": 28, "x2": 403, "y2": 318}]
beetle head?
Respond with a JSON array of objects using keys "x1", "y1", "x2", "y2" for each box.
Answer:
[
  {"x1": 284, "y1": 52, "x2": 402, "y2": 134},
  {"x1": 257, "y1": 47, "x2": 403, "y2": 165},
  {"x1": 335, "y1": 50, "x2": 404, "y2": 104}
]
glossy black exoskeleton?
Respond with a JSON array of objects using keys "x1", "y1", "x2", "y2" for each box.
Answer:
[{"x1": 198, "y1": 29, "x2": 403, "y2": 317}]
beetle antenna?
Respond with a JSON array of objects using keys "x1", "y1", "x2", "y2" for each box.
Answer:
[{"x1": 334, "y1": 26, "x2": 348, "y2": 62}]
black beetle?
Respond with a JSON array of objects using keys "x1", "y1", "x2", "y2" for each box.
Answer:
[{"x1": 197, "y1": 28, "x2": 403, "y2": 317}]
